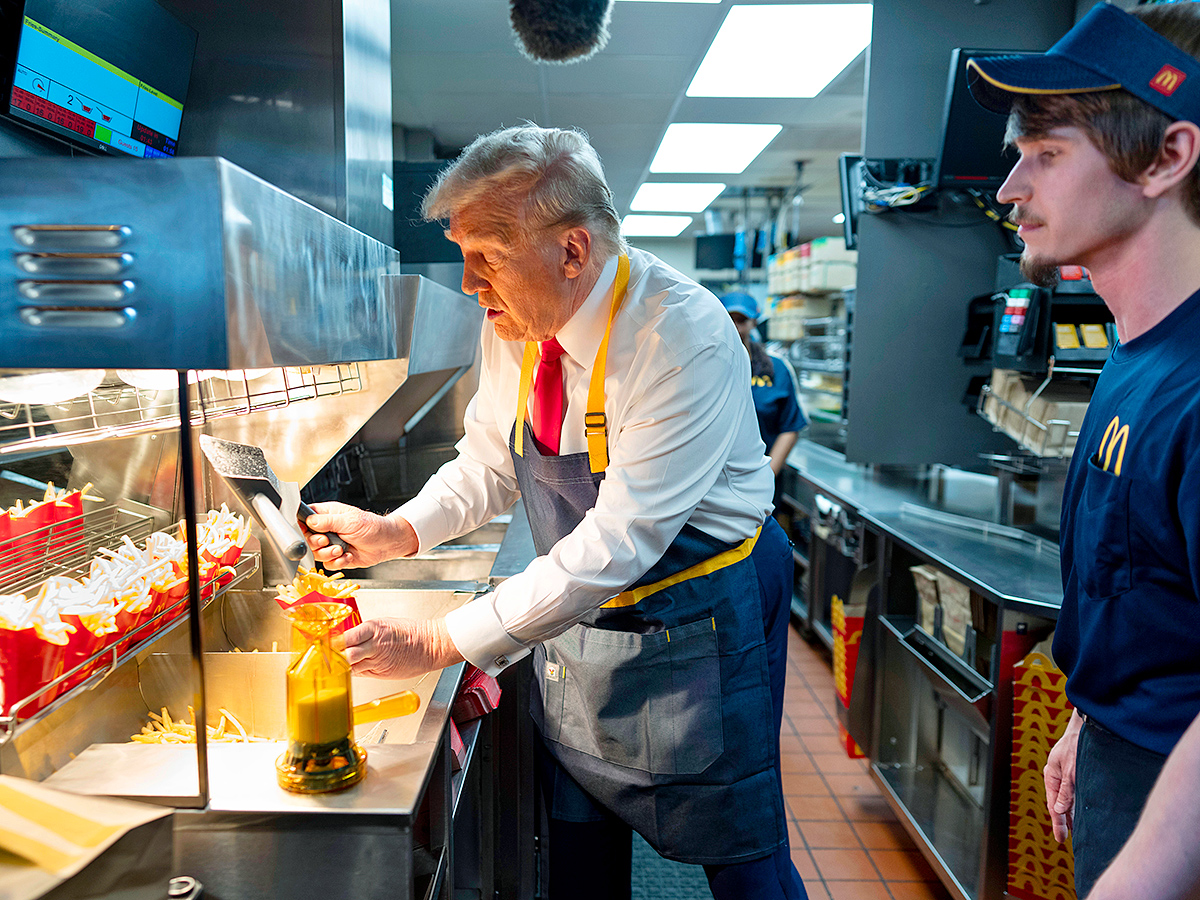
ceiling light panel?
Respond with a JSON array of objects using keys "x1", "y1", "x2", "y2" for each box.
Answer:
[
  {"x1": 649, "y1": 123, "x2": 782, "y2": 173},
  {"x1": 621, "y1": 215, "x2": 694, "y2": 237},
  {"x1": 616, "y1": 0, "x2": 721, "y2": 4},
  {"x1": 631, "y1": 183, "x2": 727, "y2": 212},
  {"x1": 687, "y1": 4, "x2": 873, "y2": 99}
]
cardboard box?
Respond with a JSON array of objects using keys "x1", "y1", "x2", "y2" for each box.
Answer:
[
  {"x1": 1021, "y1": 381, "x2": 1093, "y2": 457},
  {"x1": 936, "y1": 571, "x2": 972, "y2": 658},
  {"x1": 911, "y1": 564, "x2": 941, "y2": 638}
]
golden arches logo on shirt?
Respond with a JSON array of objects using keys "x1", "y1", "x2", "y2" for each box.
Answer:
[
  {"x1": 751, "y1": 375, "x2": 775, "y2": 388},
  {"x1": 1096, "y1": 415, "x2": 1130, "y2": 476}
]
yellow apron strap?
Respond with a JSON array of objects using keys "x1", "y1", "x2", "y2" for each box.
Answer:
[
  {"x1": 586, "y1": 254, "x2": 630, "y2": 474},
  {"x1": 514, "y1": 341, "x2": 540, "y2": 458},
  {"x1": 602, "y1": 526, "x2": 761, "y2": 609},
  {"x1": 513, "y1": 254, "x2": 630, "y2": 470}
]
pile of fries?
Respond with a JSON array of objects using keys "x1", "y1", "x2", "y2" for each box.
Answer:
[
  {"x1": 274, "y1": 567, "x2": 359, "y2": 604},
  {"x1": 130, "y1": 705, "x2": 266, "y2": 744}
]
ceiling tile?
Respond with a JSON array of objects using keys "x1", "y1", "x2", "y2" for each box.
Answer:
[{"x1": 388, "y1": 0, "x2": 863, "y2": 242}]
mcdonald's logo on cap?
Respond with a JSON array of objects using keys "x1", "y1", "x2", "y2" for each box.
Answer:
[{"x1": 1150, "y1": 64, "x2": 1186, "y2": 97}]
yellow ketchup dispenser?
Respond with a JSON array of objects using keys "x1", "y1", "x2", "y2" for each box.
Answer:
[{"x1": 275, "y1": 602, "x2": 366, "y2": 793}]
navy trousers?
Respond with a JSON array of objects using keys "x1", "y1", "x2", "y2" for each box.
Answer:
[
  {"x1": 1072, "y1": 716, "x2": 1168, "y2": 898},
  {"x1": 539, "y1": 519, "x2": 807, "y2": 900}
]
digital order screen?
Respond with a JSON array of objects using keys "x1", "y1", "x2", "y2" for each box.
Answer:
[{"x1": 8, "y1": 0, "x2": 195, "y2": 158}]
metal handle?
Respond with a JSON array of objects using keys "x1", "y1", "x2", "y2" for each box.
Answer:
[
  {"x1": 15, "y1": 252, "x2": 133, "y2": 275},
  {"x1": 18, "y1": 280, "x2": 134, "y2": 301},
  {"x1": 251, "y1": 493, "x2": 307, "y2": 560},
  {"x1": 297, "y1": 500, "x2": 349, "y2": 553},
  {"x1": 12, "y1": 224, "x2": 131, "y2": 249},
  {"x1": 897, "y1": 625, "x2": 991, "y2": 705},
  {"x1": 19, "y1": 306, "x2": 135, "y2": 329}
]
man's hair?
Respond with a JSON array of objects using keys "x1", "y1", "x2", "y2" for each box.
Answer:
[
  {"x1": 421, "y1": 124, "x2": 627, "y2": 257},
  {"x1": 1006, "y1": 3, "x2": 1200, "y2": 226}
]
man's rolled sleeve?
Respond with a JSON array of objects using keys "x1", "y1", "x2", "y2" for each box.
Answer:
[{"x1": 445, "y1": 594, "x2": 531, "y2": 676}]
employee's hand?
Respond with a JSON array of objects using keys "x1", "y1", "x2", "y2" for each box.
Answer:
[
  {"x1": 300, "y1": 502, "x2": 419, "y2": 569},
  {"x1": 341, "y1": 616, "x2": 463, "y2": 679},
  {"x1": 1045, "y1": 709, "x2": 1084, "y2": 842}
]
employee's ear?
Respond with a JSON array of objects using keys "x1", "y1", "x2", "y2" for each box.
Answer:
[
  {"x1": 1142, "y1": 120, "x2": 1200, "y2": 199},
  {"x1": 561, "y1": 227, "x2": 592, "y2": 279}
]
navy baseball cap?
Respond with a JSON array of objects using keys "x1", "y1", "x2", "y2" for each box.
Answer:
[
  {"x1": 720, "y1": 292, "x2": 761, "y2": 319},
  {"x1": 967, "y1": 2, "x2": 1200, "y2": 125}
]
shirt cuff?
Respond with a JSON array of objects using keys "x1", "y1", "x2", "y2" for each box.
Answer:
[
  {"x1": 444, "y1": 594, "x2": 531, "y2": 677},
  {"x1": 394, "y1": 494, "x2": 452, "y2": 555}
]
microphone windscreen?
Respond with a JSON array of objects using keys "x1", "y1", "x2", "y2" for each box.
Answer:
[{"x1": 510, "y1": 0, "x2": 614, "y2": 64}]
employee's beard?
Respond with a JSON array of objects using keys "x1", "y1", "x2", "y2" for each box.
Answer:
[{"x1": 1019, "y1": 253, "x2": 1061, "y2": 289}]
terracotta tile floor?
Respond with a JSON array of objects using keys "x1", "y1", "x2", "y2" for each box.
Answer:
[{"x1": 782, "y1": 626, "x2": 953, "y2": 900}]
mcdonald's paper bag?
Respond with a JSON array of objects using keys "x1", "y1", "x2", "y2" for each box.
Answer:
[{"x1": 0, "y1": 775, "x2": 171, "y2": 900}]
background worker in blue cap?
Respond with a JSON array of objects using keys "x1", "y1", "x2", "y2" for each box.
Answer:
[
  {"x1": 719, "y1": 291, "x2": 807, "y2": 508},
  {"x1": 968, "y1": 3, "x2": 1200, "y2": 896}
]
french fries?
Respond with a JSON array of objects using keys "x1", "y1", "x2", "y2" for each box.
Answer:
[
  {"x1": 275, "y1": 567, "x2": 359, "y2": 603},
  {"x1": 130, "y1": 705, "x2": 265, "y2": 744}
]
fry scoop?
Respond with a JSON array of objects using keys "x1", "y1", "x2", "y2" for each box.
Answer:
[{"x1": 198, "y1": 435, "x2": 346, "y2": 574}]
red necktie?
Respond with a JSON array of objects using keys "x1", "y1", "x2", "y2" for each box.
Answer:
[{"x1": 531, "y1": 337, "x2": 566, "y2": 455}]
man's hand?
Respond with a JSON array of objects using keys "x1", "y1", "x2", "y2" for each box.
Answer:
[
  {"x1": 300, "y1": 502, "x2": 419, "y2": 569},
  {"x1": 341, "y1": 617, "x2": 463, "y2": 679},
  {"x1": 1045, "y1": 709, "x2": 1084, "y2": 842}
]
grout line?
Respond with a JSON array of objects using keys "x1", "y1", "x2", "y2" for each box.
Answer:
[{"x1": 784, "y1": 626, "x2": 912, "y2": 897}]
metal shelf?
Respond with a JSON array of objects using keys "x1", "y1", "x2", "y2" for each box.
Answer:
[
  {"x1": 801, "y1": 386, "x2": 844, "y2": 399},
  {"x1": 0, "y1": 499, "x2": 156, "y2": 595},
  {"x1": 872, "y1": 763, "x2": 981, "y2": 900},
  {"x1": 0, "y1": 550, "x2": 260, "y2": 734},
  {"x1": 0, "y1": 365, "x2": 363, "y2": 455},
  {"x1": 795, "y1": 360, "x2": 846, "y2": 374},
  {"x1": 811, "y1": 616, "x2": 834, "y2": 650}
]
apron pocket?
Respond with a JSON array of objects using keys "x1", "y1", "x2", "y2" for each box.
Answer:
[
  {"x1": 540, "y1": 655, "x2": 566, "y2": 742},
  {"x1": 545, "y1": 617, "x2": 724, "y2": 776},
  {"x1": 657, "y1": 616, "x2": 724, "y2": 774}
]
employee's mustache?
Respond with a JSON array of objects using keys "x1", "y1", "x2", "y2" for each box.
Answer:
[{"x1": 1007, "y1": 207, "x2": 1045, "y2": 228}]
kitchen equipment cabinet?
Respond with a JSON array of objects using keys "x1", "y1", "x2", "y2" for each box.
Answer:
[{"x1": 784, "y1": 440, "x2": 1062, "y2": 900}]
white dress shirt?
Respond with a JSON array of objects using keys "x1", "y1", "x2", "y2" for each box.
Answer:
[{"x1": 397, "y1": 248, "x2": 775, "y2": 676}]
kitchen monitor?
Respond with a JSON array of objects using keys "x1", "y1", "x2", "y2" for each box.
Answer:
[
  {"x1": 933, "y1": 48, "x2": 1035, "y2": 191},
  {"x1": 695, "y1": 233, "x2": 764, "y2": 271},
  {"x1": 0, "y1": 0, "x2": 196, "y2": 157},
  {"x1": 837, "y1": 153, "x2": 863, "y2": 251}
]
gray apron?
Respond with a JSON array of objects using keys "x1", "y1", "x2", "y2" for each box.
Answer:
[{"x1": 509, "y1": 255, "x2": 787, "y2": 864}]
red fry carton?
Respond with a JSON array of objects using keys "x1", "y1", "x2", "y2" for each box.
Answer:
[{"x1": 274, "y1": 589, "x2": 362, "y2": 636}]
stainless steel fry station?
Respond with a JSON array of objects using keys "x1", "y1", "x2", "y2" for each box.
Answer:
[{"x1": 0, "y1": 147, "x2": 504, "y2": 898}]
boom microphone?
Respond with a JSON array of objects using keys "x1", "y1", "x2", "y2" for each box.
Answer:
[{"x1": 509, "y1": 0, "x2": 615, "y2": 64}]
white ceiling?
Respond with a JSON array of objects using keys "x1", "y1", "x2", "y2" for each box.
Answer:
[{"x1": 390, "y1": 0, "x2": 869, "y2": 244}]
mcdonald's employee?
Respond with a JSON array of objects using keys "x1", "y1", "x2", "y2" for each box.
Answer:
[
  {"x1": 969, "y1": 3, "x2": 1200, "y2": 895},
  {"x1": 303, "y1": 126, "x2": 807, "y2": 900},
  {"x1": 719, "y1": 292, "x2": 808, "y2": 501}
]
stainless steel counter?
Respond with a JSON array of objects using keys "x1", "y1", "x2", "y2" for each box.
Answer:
[
  {"x1": 37, "y1": 585, "x2": 481, "y2": 900},
  {"x1": 786, "y1": 440, "x2": 1065, "y2": 900},
  {"x1": 786, "y1": 440, "x2": 1063, "y2": 615}
]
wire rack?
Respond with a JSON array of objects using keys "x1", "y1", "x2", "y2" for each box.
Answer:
[
  {"x1": 0, "y1": 365, "x2": 362, "y2": 455},
  {"x1": 0, "y1": 501, "x2": 156, "y2": 595},
  {"x1": 976, "y1": 384, "x2": 1079, "y2": 459},
  {"x1": 0, "y1": 550, "x2": 260, "y2": 733}
]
